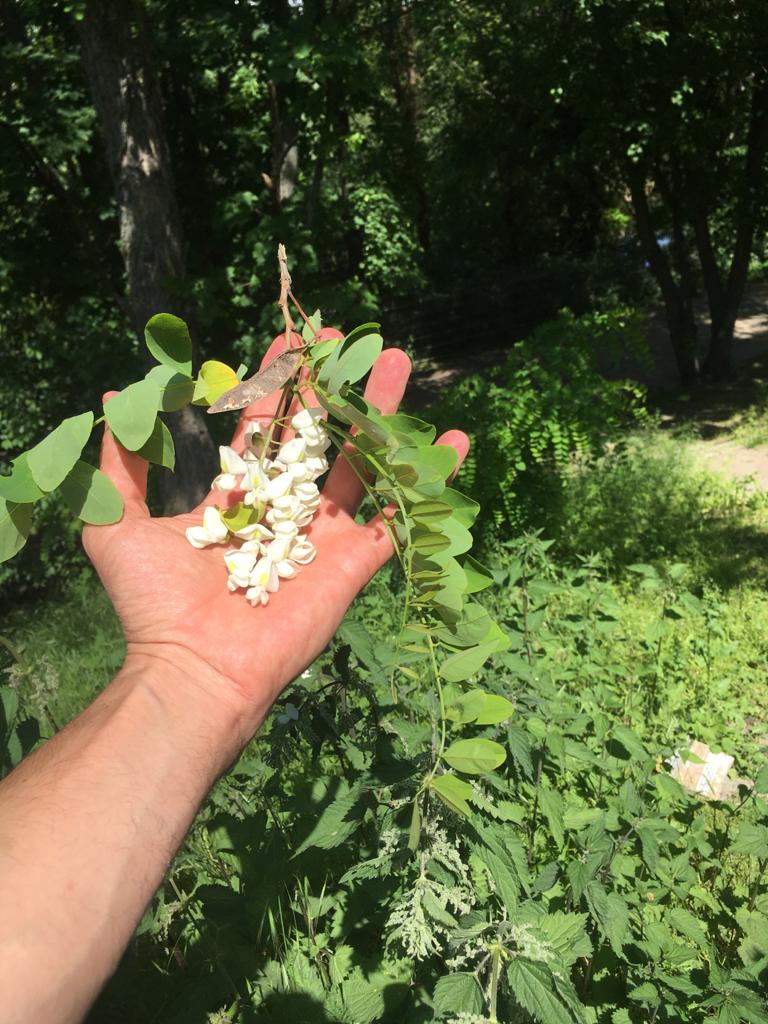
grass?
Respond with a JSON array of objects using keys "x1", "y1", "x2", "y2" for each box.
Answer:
[{"x1": 551, "y1": 428, "x2": 768, "y2": 589}]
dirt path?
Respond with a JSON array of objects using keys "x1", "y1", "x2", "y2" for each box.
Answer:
[{"x1": 690, "y1": 439, "x2": 768, "y2": 490}]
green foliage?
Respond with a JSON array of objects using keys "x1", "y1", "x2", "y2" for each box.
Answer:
[
  {"x1": 554, "y1": 433, "x2": 768, "y2": 588},
  {"x1": 432, "y1": 309, "x2": 649, "y2": 534},
  {"x1": 5, "y1": 495, "x2": 768, "y2": 1021}
]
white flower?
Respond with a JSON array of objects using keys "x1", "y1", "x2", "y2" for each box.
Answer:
[
  {"x1": 273, "y1": 520, "x2": 299, "y2": 540},
  {"x1": 212, "y1": 444, "x2": 246, "y2": 492},
  {"x1": 220, "y1": 446, "x2": 248, "y2": 474},
  {"x1": 295, "y1": 481, "x2": 320, "y2": 508},
  {"x1": 265, "y1": 535, "x2": 292, "y2": 562},
  {"x1": 224, "y1": 548, "x2": 257, "y2": 589},
  {"x1": 245, "y1": 556, "x2": 281, "y2": 606},
  {"x1": 266, "y1": 495, "x2": 302, "y2": 525},
  {"x1": 212, "y1": 473, "x2": 239, "y2": 493},
  {"x1": 277, "y1": 437, "x2": 307, "y2": 464},
  {"x1": 236, "y1": 522, "x2": 273, "y2": 543},
  {"x1": 291, "y1": 407, "x2": 324, "y2": 432},
  {"x1": 185, "y1": 506, "x2": 229, "y2": 549},
  {"x1": 304, "y1": 455, "x2": 329, "y2": 477},
  {"x1": 265, "y1": 472, "x2": 293, "y2": 501},
  {"x1": 275, "y1": 559, "x2": 299, "y2": 579},
  {"x1": 285, "y1": 461, "x2": 311, "y2": 483},
  {"x1": 290, "y1": 538, "x2": 317, "y2": 565}
]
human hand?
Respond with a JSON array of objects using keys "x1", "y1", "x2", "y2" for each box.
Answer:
[{"x1": 84, "y1": 330, "x2": 469, "y2": 734}]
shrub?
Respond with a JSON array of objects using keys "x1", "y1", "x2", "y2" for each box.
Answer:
[{"x1": 431, "y1": 308, "x2": 649, "y2": 536}]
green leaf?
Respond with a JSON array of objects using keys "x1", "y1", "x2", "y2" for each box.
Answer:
[
  {"x1": 507, "y1": 959, "x2": 584, "y2": 1024},
  {"x1": 145, "y1": 365, "x2": 195, "y2": 412},
  {"x1": 58, "y1": 461, "x2": 123, "y2": 525},
  {"x1": 318, "y1": 392, "x2": 390, "y2": 446},
  {"x1": 292, "y1": 782, "x2": 366, "y2": 856},
  {"x1": 432, "y1": 974, "x2": 484, "y2": 1019},
  {"x1": 390, "y1": 444, "x2": 458, "y2": 482},
  {"x1": 340, "y1": 971, "x2": 385, "y2": 1024},
  {"x1": 220, "y1": 502, "x2": 264, "y2": 533},
  {"x1": 301, "y1": 308, "x2": 322, "y2": 343},
  {"x1": 0, "y1": 454, "x2": 45, "y2": 503},
  {"x1": 753, "y1": 763, "x2": 768, "y2": 795},
  {"x1": 430, "y1": 774, "x2": 473, "y2": 817},
  {"x1": 447, "y1": 690, "x2": 515, "y2": 725},
  {"x1": 538, "y1": 787, "x2": 565, "y2": 847},
  {"x1": 104, "y1": 379, "x2": 162, "y2": 451},
  {"x1": 27, "y1": 411, "x2": 94, "y2": 491},
  {"x1": 585, "y1": 880, "x2": 630, "y2": 956},
  {"x1": 732, "y1": 824, "x2": 768, "y2": 857},
  {"x1": 409, "y1": 500, "x2": 453, "y2": 526},
  {"x1": 0, "y1": 499, "x2": 33, "y2": 563},
  {"x1": 407, "y1": 798, "x2": 421, "y2": 851},
  {"x1": 461, "y1": 554, "x2": 494, "y2": 593},
  {"x1": 137, "y1": 417, "x2": 175, "y2": 470},
  {"x1": 144, "y1": 313, "x2": 193, "y2": 375},
  {"x1": 440, "y1": 640, "x2": 502, "y2": 682},
  {"x1": 309, "y1": 338, "x2": 341, "y2": 368},
  {"x1": 381, "y1": 413, "x2": 437, "y2": 446},
  {"x1": 441, "y1": 487, "x2": 480, "y2": 528},
  {"x1": 194, "y1": 360, "x2": 240, "y2": 405},
  {"x1": 442, "y1": 738, "x2": 506, "y2": 775},
  {"x1": 534, "y1": 912, "x2": 592, "y2": 967},
  {"x1": 324, "y1": 332, "x2": 383, "y2": 392}
]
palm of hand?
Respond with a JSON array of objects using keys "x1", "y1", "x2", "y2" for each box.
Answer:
[
  {"x1": 84, "y1": 333, "x2": 467, "y2": 717},
  {"x1": 86, "y1": 496, "x2": 388, "y2": 707}
]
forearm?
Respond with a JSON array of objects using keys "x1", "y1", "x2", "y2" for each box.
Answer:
[{"x1": 0, "y1": 646, "x2": 254, "y2": 1024}]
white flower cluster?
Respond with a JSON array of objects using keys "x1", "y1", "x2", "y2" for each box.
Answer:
[{"x1": 184, "y1": 407, "x2": 330, "y2": 606}]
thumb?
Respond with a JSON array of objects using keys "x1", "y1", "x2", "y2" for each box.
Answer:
[{"x1": 98, "y1": 391, "x2": 150, "y2": 518}]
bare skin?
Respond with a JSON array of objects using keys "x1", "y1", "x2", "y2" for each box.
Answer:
[{"x1": 0, "y1": 332, "x2": 469, "y2": 1024}]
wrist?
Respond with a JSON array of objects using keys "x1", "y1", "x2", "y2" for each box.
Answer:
[{"x1": 118, "y1": 642, "x2": 264, "y2": 770}]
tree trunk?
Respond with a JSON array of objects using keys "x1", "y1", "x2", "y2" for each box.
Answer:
[
  {"x1": 78, "y1": 0, "x2": 216, "y2": 514},
  {"x1": 626, "y1": 163, "x2": 699, "y2": 385},
  {"x1": 701, "y1": 77, "x2": 768, "y2": 379},
  {"x1": 393, "y1": 6, "x2": 430, "y2": 252}
]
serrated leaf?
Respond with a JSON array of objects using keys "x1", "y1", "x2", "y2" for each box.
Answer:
[
  {"x1": 144, "y1": 313, "x2": 193, "y2": 375},
  {"x1": 136, "y1": 417, "x2": 175, "y2": 470},
  {"x1": 442, "y1": 738, "x2": 506, "y2": 775},
  {"x1": 430, "y1": 774, "x2": 473, "y2": 817},
  {"x1": 104, "y1": 380, "x2": 162, "y2": 451},
  {"x1": 585, "y1": 880, "x2": 630, "y2": 956},
  {"x1": 753, "y1": 763, "x2": 768, "y2": 795},
  {"x1": 433, "y1": 974, "x2": 484, "y2": 1019},
  {"x1": 538, "y1": 786, "x2": 565, "y2": 847},
  {"x1": 507, "y1": 959, "x2": 584, "y2": 1024},
  {"x1": 732, "y1": 823, "x2": 768, "y2": 857},
  {"x1": 0, "y1": 454, "x2": 45, "y2": 503},
  {"x1": 292, "y1": 782, "x2": 366, "y2": 856},
  {"x1": 0, "y1": 499, "x2": 33, "y2": 563},
  {"x1": 27, "y1": 411, "x2": 94, "y2": 490},
  {"x1": 340, "y1": 970, "x2": 385, "y2": 1024},
  {"x1": 58, "y1": 461, "x2": 123, "y2": 525}
]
